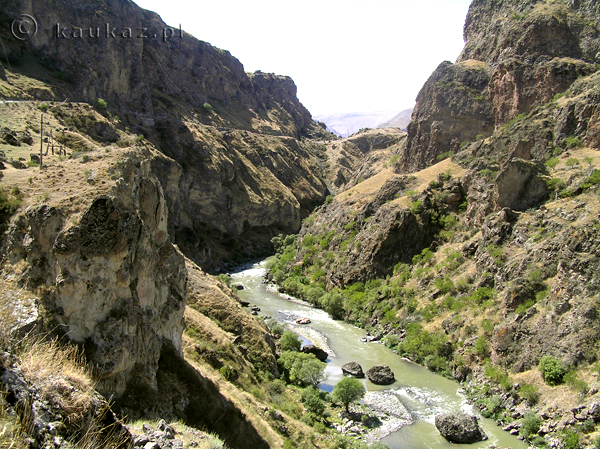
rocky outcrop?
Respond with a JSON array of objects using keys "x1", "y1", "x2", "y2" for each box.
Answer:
[
  {"x1": 148, "y1": 130, "x2": 329, "y2": 269},
  {"x1": 435, "y1": 412, "x2": 487, "y2": 444},
  {"x1": 3, "y1": 157, "x2": 186, "y2": 397},
  {"x1": 399, "y1": 0, "x2": 600, "y2": 175},
  {"x1": 399, "y1": 60, "x2": 494, "y2": 172},
  {"x1": 366, "y1": 366, "x2": 395, "y2": 385},
  {"x1": 495, "y1": 159, "x2": 549, "y2": 211},
  {"x1": 341, "y1": 361, "x2": 365, "y2": 378},
  {"x1": 0, "y1": 0, "x2": 324, "y2": 139},
  {"x1": 325, "y1": 128, "x2": 406, "y2": 191},
  {"x1": 302, "y1": 345, "x2": 328, "y2": 362}
]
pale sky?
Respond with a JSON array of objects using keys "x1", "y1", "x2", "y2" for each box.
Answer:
[{"x1": 133, "y1": 0, "x2": 473, "y2": 115}]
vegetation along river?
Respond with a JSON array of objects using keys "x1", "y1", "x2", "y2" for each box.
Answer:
[{"x1": 231, "y1": 260, "x2": 528, "y2": 449}]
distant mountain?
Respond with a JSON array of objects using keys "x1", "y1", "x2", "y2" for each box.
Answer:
[
  {"x1": 378, "y1": 108, "x2": 414, "y2": 130},
  {"x1": 314, "y1": 111, "x2": 403, "y2": 137}
]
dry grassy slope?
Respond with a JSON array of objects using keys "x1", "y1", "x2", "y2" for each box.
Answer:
[{"x1": 323, "y1": 127, "x2": 406, "y2": 193}]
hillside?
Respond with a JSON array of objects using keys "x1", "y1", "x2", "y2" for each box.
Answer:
[
  {"x1": 0, "y1": 0, "x2": 332, "y2": 270},
  {"x1": 267, "y1": 1, "x2": 600, "y2": 448},
  {"x1": 378, "y1": 108, "x2": 413, "y2": 130}
]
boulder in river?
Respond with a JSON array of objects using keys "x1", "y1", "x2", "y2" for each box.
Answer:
[
  {"x1": 234, "y1": 284, "x2": 244, "y2": 290},
  {"x1": 302, "y1": 345, "x2": 328, "y2": 362},
  {"x1": 342, "y1": 361, "x2": 365, "y2": 378},
  {"x1": 295, "y1": 317, "x2": 311, "y2": 324},
  {"x1": 366, "y1": 365, "x2": 395, "y2": 385},
  {"x1": 435, "y1": 412, "x2": 487, "y2": 444}
]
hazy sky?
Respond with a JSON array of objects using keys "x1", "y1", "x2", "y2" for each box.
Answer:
[{"x1": 134, "y1": 0, "x2": 473, "y2": 115}]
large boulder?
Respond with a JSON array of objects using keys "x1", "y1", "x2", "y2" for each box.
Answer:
[
  {"x1": 341, "y1": 361, "x2": 365, "y2": 378},
  {"x1": 366, "y1": 365, "x2": 395, "y2": 385},
  {"x1": 301, "y1": 345, "x2": 328, "y2": 362},
  {"x1": 435, "y1": 412, "x2": 487, "y2": 444},
  {"x1": 495, "y1": 159, "x2": 548, "y2": 211}
]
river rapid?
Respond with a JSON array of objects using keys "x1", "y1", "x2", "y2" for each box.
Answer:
[{"x1": 230, "y1": 260, "x2": 527, "y2": 449}]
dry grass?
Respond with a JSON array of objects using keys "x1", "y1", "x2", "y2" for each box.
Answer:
[{"x1": 18, "y1": 338, "x2": 96, "y2": 428}]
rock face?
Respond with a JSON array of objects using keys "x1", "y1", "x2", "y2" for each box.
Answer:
[
  {"x1": 435, "y1": 412, "x2": 487, "y2": 444},
  {"x1": 495, "y1": 159, "x2": 549, "y2": 211},
  {"x1": 400, "y1": 60, "x2": 494, "y2": 172},
  {"x1": 399, "y1": 0, "x2": 600, "y2": 174},
  {"x1": 302, "y1": 345, "x2": 328, "y2": 362},
  {"x1": 366, "y1": 365, "x2": 395, "y2": 385},
  {"x1": 2, "y1": 0, "x2": 332, "y2": 269},
  {"x1": 341, "y1": 362, "x2": 365, "y2": 378},
  {"x1": 0, "y1": 1, "x2": 323, "y2": 139},
  {"x1": 4, "y1": 158, "x2": 186, "y2": 397}
]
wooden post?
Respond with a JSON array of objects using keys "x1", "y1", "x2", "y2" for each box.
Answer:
[
  {"x1": 51, "y1": 129, "x2": 54, "y2": 155},
  {"x1": 40, "y1": 113, "x2": 43, "y2": 168}
]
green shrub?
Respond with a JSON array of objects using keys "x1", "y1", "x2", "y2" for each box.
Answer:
[
  {"x1": 95, "y1": 98, "x2": 107, "y2": 109},
  {"x1": 302, "y1": 389, "x2": 325, "y2": 416},
  {"x1": 279, "y1": 351, "x2": 326, "y2": 387},
  {"x1": 436, "y1": 151, "x2": 455, "y2": 161},
  {"x1": 562, "y1": 429, "x2": 579, "y2": 449},
  {"x1": 594, "y1": 434, "x2": 600, "y2": 448},
  {"x1": 519, "y1": 383, "x2": 540, "y2": 405},
  {"x1": 481, "y1": 395, "x2": 503, "y2": 419},
  {"x1": 538, "y1": 356, "x2": 566, "y2": 386},
  {"x1": 217, "y1": 273, "x2": 232, "y2": 287},
  {"x1": 564, "y1": 370, "x2": 589, "y2": 396},
  {"x1": 410, "y1": 200, "x2": 423, "y2": 214},
  {"x1": 433, "y1": 277, "x2": 454, "y2": 294},
  {"x1": 520, "y1": 412, "x2": 541, "y2": 438},
  {"x1": 484, "y1": 363, "x2": 512, "y2": 390},
  {"x1": 203, "y1": 102, "x2": 213, "y2": 111},
  {"x1": 474, "y1": 337, "x2": 488, "y2": 356},
  {"x1": 325, "y1": 195, "x2": 334, "y2": 203},
  {"x1": 581, "y1": 170, "x2": 600, "y2": 190},
  {"x1": 565, "y1": 137, "x2": 582, "y2": 149},
  {"x1": 565, "y1": 157, "x2": 580, "y2": 167},
  {"x1": 280, "y1": 330, "x2": 301, "y2": 352},
  {"x1": 27, "y1": 160, "x2": 38, "y2": 167},
  {"x1": 220, "y1": 365, "x2": 238, "y2": 382},
  {"x1": 545, "y1": 157, "x2": 560, "y2": 168}
]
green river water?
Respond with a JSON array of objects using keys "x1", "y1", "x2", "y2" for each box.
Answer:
[{"x1": 230, "y1": 261, "x2": 527, "y2": 449}]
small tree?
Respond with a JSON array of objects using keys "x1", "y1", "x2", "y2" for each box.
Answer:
[
  {"x1": 332, "y1": 377, "x2": 365, "y2": 413},
  {"x1": 279, "y1": 351, "x2": 326, "y2": 387},
  {"x1": 280, "y1": 330, "x2": 301, "y2": 352},
  {"x1": 538, "y1": 356, "x2": 566, "y2": 386}
]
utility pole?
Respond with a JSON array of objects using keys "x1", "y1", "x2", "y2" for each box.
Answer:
[{"x1": 40, "y1": 113, "x2": 43, "y2": 169}]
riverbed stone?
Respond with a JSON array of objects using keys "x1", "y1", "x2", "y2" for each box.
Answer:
[
  {"x1": 366, "y1": 365, "x2": 395, "y2": 385},
  {"x1": 301, "y1": 345, "x2": 328, "y2": 362},
  {"x1": 342, "y1": 361, "x2": 365, "y2": 378},
  {"x1": 435, "y1": 412, "x2": 487, "y2": 444}
]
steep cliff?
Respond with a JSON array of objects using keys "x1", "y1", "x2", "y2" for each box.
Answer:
[
  {"x1": 0, "y1": 0, "x2": 323, "y2": 139},
  {"x1": 0, "y1": 0, "x2": 332, "y2": 269},
  {"x1": 399, "y1": 0, "x2": 600, "y2": 172},
  {"x1": 3, "y1": 154, "x2": 186, "y2": 397}
]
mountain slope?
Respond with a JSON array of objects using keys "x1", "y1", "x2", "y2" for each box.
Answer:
[
  {"x1": 0, "y1": 0, "x2": 333, "y2": 269},
  {"x1": 268, "y1": 1, "x2": 600, "y2": 447}
]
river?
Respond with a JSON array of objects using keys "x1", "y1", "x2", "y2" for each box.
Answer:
[{"x1": 230, "y1": 260, "x2": 527, "y2": 449}]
